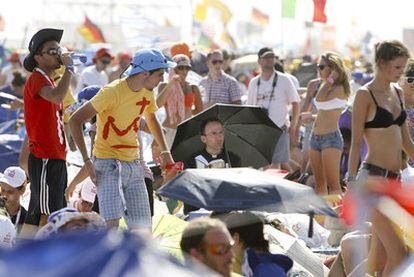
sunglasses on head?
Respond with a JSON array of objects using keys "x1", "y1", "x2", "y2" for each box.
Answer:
[
  {"x1": 405, "y1": 76, "x2": 414, "y2": 84},
  {"x1": 317, "y1": 64, "x2": 327, "y2": 71},
  {"x1": 176, "y1": 65, "x2": 191, "y2": 71},
  {"x1": 41, "y1": 48, "x2": 61, "y2": 56},
  {"x1": 201, "y1": 241, "x2": 234, "y2": 255},
  {"x1": 211, "y1": 60, "x2": 223, "y2": 65}
]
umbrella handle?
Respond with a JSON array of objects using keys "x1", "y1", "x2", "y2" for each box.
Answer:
[{"x1": 308, "y1": 212, "x2": 314, "y2": 238}]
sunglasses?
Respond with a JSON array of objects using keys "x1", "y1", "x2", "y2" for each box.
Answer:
[
  {"x1": 201, "y1": 241, "x2": 234, "y2": 255},
  {"x1": 211, "y1": 60, "x2": 224, "y2": 65},
  {"x1": 41, "y1": 48, "x2": 61, "y2": 56},
  {"x1": 176, "y1": 65, "x2": 191, "y2": 71},
  {"x1": 100, "y1": 59, "x2": 111, "y2": 65},
  {"x1": 405, "y1": 76, "x2": 414, "y2": 84},
  {"x1": 317, "y1": 64, "x2": 327, "y2": 71}
]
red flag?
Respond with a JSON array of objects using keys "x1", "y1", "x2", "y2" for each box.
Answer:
[{"x1": 312, "y1": 0, "x2": 327, "y2": 23}]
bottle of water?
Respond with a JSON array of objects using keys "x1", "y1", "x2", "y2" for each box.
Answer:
[
  {"x1": 71, "y1": 54, "x2": 87, "y2": 65},
  {"x1": 61, "y1": 47, "x2": 87, "y2": 65}
]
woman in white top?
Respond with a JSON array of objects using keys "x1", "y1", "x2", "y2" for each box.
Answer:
[{"x1": 309, "y1": 52, "x2": 350, "y2": 195}]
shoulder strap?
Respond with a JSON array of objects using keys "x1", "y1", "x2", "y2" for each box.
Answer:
[
  {"x1": 366, "y1": 87, "x2": 379, "y2": 106},
  {"x1": 393, "y1": 85, "x2": 404, "y2": 108}
]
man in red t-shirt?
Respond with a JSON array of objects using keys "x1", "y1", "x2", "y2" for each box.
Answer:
[{"x1": 20, "y1": 28, "x2": 74, "y2": 236}]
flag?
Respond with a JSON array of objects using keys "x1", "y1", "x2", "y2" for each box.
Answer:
[
  {"x1": 282, "y1": 0, "x2": 297, "y2": 19},
  {"x1": 251, "y1": 7, "x2": 269, "y2": 26},
  {"x1": 312, "y1": 0, "x2": 327, "y2": 23},
  {"x1": 220, "y1": 29, "x2": 237, "y2": 49},
  {"x1": 78, "y1": 16, "x2": 106, "y2": 43},
  {"x1": 197, "y1": 32, "x2": 219, "y2": 51}
]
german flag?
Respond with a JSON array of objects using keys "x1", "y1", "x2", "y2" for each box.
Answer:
[
  {"x1": 251, "y1": 7, "x2": 269, "y2": 26},
  {"x1": 78, "y1": 16, "x2": 106, "y2": 43}
]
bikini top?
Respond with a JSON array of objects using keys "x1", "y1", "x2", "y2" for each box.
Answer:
[
  {"x1": 364, "y1": 86, "x2": 406, "y2": 129},
  {"x1": 314, "y1": 98, "x2": 347, "y2": 110}
]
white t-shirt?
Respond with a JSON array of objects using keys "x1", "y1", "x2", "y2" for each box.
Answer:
[
  {"x1": 76, "y1": 65, "x2": 108, "y2": 95},
  {"x1": 247, "y1": 72, "x2": 300, "y2": 128}
]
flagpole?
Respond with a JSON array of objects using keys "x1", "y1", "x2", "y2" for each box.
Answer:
[{"x1": 280, "y1": 0, "x2": 284, "y2": 57}]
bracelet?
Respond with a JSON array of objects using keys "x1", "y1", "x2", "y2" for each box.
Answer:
[
  {"x1": 83, "y1": 158, "x2": 91, "y2": 163},
  {"x1": 160, "y1": 150, "x2": 171, "y2": 155},
  {"x1": 65, "y1": 64, "x2": 74, "y2": 73}
]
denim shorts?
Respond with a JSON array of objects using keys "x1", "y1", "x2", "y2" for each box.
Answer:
[
  {"x1": 94, "y1": 158, "x2": 151, "y2": 229},
  {"x1": 310, "y1": 131, "x2": 343, "y2": 152}
]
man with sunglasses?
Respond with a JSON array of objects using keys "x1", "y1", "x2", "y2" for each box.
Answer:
[
  {"x1": 180, "y1": 217, "x2": 235, "y2": 277},
  {"x1": 247, "y1": 47, "x2": 300, "y2": 170},
  {"x1": 76, "y1": 48, "x2": 113, "y2": 94},
  {"x1": 200, "y1": 50, "x2": 241, "y2": 109},
  {"x1": 69, "y1": 48, "x2": 175, "y2": 233},
  {"x1": 21, "y1": 28, "x2": 74, "y2": 237}
]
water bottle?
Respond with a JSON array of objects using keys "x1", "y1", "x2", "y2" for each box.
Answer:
[
  {"x1": 60, "y1": 47, "x2": 87, "y2": 65},
  {"x1": 71, "y1": 54, "x2": 87, "y2": 65}
]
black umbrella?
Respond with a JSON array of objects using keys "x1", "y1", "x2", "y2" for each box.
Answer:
[
  {"x1": 171, "y1": 104, "x2": 282, "y2": 169},
  {"x1": 157, "y1": 168, "x2": 337, "y2": 217}
]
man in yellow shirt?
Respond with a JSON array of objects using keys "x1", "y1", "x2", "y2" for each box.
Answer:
[{"x1": 69, "y1": 49, "x2": 175, "y2": 232}]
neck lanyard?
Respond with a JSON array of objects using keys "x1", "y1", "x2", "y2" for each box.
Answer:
[
  {"x1": 257, "y1": 71, "x2": 278, "y2": 106},
  {"x1": 35, "y1": 68, "x2": 55, "y2": 88},
  {"x1": 13, "y1": 208, "x2": 21, "y2": 229}
]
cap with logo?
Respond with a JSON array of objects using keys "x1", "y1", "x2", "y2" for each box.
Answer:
[{"x1": 0, "y1": 166, "x2": 26, "y2": 189}]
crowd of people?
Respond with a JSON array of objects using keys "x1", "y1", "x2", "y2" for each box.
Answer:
[{"x1": 1, "y1": 26, "x2": 414, "y2": 276}]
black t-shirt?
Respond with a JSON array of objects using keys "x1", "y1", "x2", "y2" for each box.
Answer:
[
  {"x1": 11, "y1": 206, "x2": 27, "y2": 233},
  {"x1": 184, "y1": 148, "x2": 241, "y2": 169}
]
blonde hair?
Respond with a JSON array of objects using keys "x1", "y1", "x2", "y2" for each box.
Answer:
[
  {"x1": 321, "y1": 51, "x2": 351, "y2": 97},
  {"x1": 375, "y1": 40, "x2": 410, "y2": 65}
]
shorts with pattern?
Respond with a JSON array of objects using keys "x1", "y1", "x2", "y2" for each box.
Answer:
[{"x1": 94, "y1": 158, "x2": 151, "y2": 229}]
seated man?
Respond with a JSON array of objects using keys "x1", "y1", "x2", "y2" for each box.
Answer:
[
  {"x1": 183, "y1": 118, "x2": 240, "y2": 214},
  {"x1": 0, "y1": 166, "x2": 28, "y2": 233},
  {"x1": 185, "y1": 118, "x2": 240, "y2": 169},
  {"x1": 180, "y1": 217, "x2": 235, "y2": 277}
]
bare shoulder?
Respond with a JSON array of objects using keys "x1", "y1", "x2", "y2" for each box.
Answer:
[{"x1": 353, "y1": 87, "x2": 372, "y2": 104}]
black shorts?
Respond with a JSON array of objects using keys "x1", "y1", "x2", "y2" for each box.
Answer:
[{"x1": 25, "y1": 153, "x2": 67, "y2": 225}]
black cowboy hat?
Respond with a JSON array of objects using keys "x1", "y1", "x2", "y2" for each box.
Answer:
[{"x1": 23, "y1": 28, "x2": 63, "y2": 72}]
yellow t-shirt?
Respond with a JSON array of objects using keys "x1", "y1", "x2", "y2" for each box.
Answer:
[{"x1": 90, "y1": 78, "x2": 158, "y2": 161}]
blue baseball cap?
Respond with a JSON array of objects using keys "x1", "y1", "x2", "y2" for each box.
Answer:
[
  {"x1": 78, "y1": 85, "x2": 101, "y2": 102},
  {"x1": 125, "y1": 48, "x2": 176, "y2": 76}
]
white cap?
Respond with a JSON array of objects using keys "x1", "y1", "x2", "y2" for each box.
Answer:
[
  {"x1": 80, "y1": 180, "x2": 96, "y2": 203},
  {"x1": 0, "y1": 166, "x2": 26, "y2": 188},
  {"x1": 0, "y1": 215, "x2": 16, "y2": 248}
]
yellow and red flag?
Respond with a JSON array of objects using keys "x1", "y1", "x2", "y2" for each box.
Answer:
[{"x1": 78, "y1": 16, "x2": 106, "y2": 43}]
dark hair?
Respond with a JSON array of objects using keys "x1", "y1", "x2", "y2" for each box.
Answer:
[
  {"x1": 148, "y1": 68, "x2": 164, "y2": 75},
  {"x1": 200, "y1": 117, "x2": 223, "y2": 135},
  {"x1": 206, "y1": 50, "x2": 223, "y2": 60},
  {"x1": 405, "y1": 59, "x2": 414, "y2": 77},
  {"x1": 374, "y1": 40, "x2": 410, "y2": 66},
  {"x1": 11, "y1": 72, "x2": 26, "y2": 87},
  {"x1": 180, "y1": 217, "x2": 227, "y2": 254},
  {"x1": 224, "y1": 212, "x2": 269, "y2": 252}
]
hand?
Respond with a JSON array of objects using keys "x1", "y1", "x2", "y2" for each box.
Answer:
[
  {"x1": 168, "y1": 75, "x2": 181, "y2": 85},
  {"x1": 160, "y1": 152, "x2": 174, "y2": 170},
  {"x1": 300, "y1": 112, "x2": 314, "y2": 124},
  {"x1": 84, "y1": 160, "x2": 97, "y2": 184},
  {"x1": 59, "y1": 52, "x2": 73, "y2": 66}
]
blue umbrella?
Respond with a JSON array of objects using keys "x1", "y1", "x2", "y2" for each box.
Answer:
[
  {"x1": 0, "y1": 231, "x2": 216, "y2": 277},
  {"x1": 157, "y1": 168, "x2": 336, "y2": 217}
]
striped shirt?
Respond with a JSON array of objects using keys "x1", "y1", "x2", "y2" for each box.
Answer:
[{"x1": 199, "y1": 72, "x2": 241, "y2": 106}]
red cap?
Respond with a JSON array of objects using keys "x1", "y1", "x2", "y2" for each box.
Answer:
[
  {"x1": 7, "y1": 52, "x2": 20, "y2": 63},
  {"x1": 93, "y1": 48, "x2": 114, "y2": 63}
]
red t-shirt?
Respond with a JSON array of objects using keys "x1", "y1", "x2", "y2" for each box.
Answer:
[{"x1": 24, "y1": 70, "x2": 66, "y2": 160}]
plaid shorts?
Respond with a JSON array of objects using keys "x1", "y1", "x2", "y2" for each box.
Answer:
[{"x1": 94, "y1": 158, "x2": 151, "y2": 229}]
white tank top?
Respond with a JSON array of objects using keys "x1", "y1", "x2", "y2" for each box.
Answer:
[{"x1": 314, "y1": 98, "x2": 347, "y2": 110}]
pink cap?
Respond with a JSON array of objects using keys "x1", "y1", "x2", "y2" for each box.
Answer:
[{"x1": 80, "y1": 180, "x2": 96, "y2": 203}]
